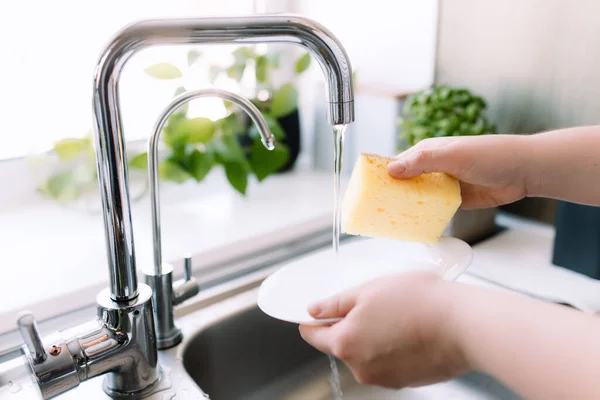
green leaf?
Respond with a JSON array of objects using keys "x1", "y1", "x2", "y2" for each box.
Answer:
[
  {"x1": 169, "y1": 143, "x2": 187, "y2": 163},
  {"x1": 248, "y1": 113, "x2": 286, "y2": 139},
  {"x1": 129, "y1": 152, "x2": 148, "y2": 170},
  {"x1": 222, "y1": 100, "x2": 236, "y2": 112},
  {"x1": 474, "y1": 95, "x2": 487, "y2": 108},
  {"x1": 174, "y1": 86, "x2": 186, "y2": 97},
  {"x1": 224, "y1": 162, "x2": 248, "y2": 195},
  {"x1": 39, "y1": 171, "x2": 80, "y2": 201},
  {"x1": 226, "y1": 47, "x2": 256, "y2": 82},
  {"x1": 144, "y1": 63, "x2": 183, "y2": 79},
  {"x1": 439, "y1": 87, "x2": 451, "y2": 100},
  {"x1": 166, "y1": 112, "x2": 187, "y2": 129},
  {"x1": 163, "y1": 113, "x2": 188, "y2": 148},
  {"x1": 250, "y1": 138, "x2": 289, "y2": 182},
  {"x1": 465, "y1": 103, "x2": 480, "y2": 121},
  {"x1": 187, "y1": 50, "x2": 201, "y2": 66},
  {"x1": 159, "y1": 160, "x2": 192, "y2": 183},
  {"x1": 212, "y1": 133, "x2": 247, "y2": 163},
  {"x1": 216, "y1": 113, "x2": 245, "y2": 136},
  {"x1": 459, "y1": 122, "x2": 470, "y2": 135},
  {"x1": 232, "y1": 47, "x2": 256, "y2": 61},
  {"x1": 255, "y1": 55, "x2": 268, "y2": 83},
  {"x1": 295, "y1": 53, "x2": 311, "y2": 74},
  {"x1": 270, "y1": 84, "x2": 298, "y2": 118},
  {"x1": 226, "y1": 64, "x2": 246, "y2": 82},
  {"x1": 181, "y1": 118, "x2": 215, "y2": 143},
  {"x1": 54, "y1": 138, "x2": 87, "y2": 161},
  {"x1": 188, "y1": 149, "x2": 215, "y2": 181}
]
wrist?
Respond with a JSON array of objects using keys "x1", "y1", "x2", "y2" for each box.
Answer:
[
  {"x1": 517, "y1": 133, "x2": 544, "y2": 198},
  {"x1": 430, "y1": 279, "x2": 475, "y2": 374},
  {"x1": 445, "y1": 282, "x2": 504, "y2": 375}
]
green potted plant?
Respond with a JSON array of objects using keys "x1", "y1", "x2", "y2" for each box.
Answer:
[
  {"x1": 397, "y1": 84, "x2": 498, "y2": 244},
  {"x1": 130, "y1": 45, "x2": 312, "y2": 194},
  {"x1": 200, "y1": 45, "x2": 311, "y2": 172},
  {"x1": 31, "y1": 45, "x2": 311, "y2": 209}
]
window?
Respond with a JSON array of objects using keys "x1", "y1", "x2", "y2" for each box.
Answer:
[
  {"x1": 0, "y1": 0, "x2": 256, "y2": 160},
  {"x1": 0, "y1": 0, "x2": 274, "y2": 336}
]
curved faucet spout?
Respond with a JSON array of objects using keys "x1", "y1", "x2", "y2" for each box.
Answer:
[
  {"x1": 149, "y1": 89, "x2": 274, "y2": 275},
  {"x1": 92, "y1": 14, "x2": 355, "y2": 303},
  {"x1": 145, "y1": 88, "x2": 275, "y2": 349}
]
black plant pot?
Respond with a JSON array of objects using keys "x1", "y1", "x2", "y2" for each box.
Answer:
[
  {"x1": 238, "y1": 109, "x2": 301, "y2": 174},
  {"x1": 552, "y1": 201, "x2": 600, "y2": 279},
  {"x1": 276, "y1": 109, "x2": 301, "y2": 173}
]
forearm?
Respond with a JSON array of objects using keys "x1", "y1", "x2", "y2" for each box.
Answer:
[
  {"x1": 451, "y1": 284, "x2": 600, "y2": 400},
  {"x1": 524, "y1": 125, "x2": 600, "y2": 205}
]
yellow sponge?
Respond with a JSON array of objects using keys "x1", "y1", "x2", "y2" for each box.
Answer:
[{"x1": 341, "y1": 153, "x2": 462, "y2": 244}]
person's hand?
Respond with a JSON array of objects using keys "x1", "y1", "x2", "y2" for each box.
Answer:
[
  {"x1": 387, "y1": 135, "x2": 532, "y2": 209},
  {"x1": 299, "y1": 271, "x2": 469, "y2": 389}
]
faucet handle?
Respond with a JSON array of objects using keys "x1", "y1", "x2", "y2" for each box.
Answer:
[
  {"x1": 184, "y1": 255, "x2": 192, "y2": 281},
  {"x1": 17, "y1": 311, "x2": 46, "y2": 364},
  {"x1": 172, "y1": 255, "x2": 199, "y2": 306}
]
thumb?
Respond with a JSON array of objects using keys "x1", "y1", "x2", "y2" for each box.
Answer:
[
  {"x1": 388, "y1": 149, "x2": 439, "y2": 179},
  {"x1": 308, "y1": 290, "x2": 357, "y2": 319},
  {"x1": 387, "y1": 148, "x2": 452, "y2": 179}
]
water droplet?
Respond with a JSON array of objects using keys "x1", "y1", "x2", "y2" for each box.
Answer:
[{"x1": 262, "y1": 137, "x2": 275, "y2": 151}]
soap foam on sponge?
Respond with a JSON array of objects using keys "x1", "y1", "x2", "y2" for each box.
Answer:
[{"x1": 341, "y1": 153, "x2": 462, "y2": 244}]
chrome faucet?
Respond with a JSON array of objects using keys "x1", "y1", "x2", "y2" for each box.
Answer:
[
  {"x1": 95, "y1": 15, "x2": 354, "y2": 305},
  {"x1": 11, "y1": 14, "x2": 354, "y2": 399},
  {"x1": 145, "y1": 88, "x2": 275, "y2": 349}
]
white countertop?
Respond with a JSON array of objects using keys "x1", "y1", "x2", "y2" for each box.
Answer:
[{"x1": 464, "y1": 214, "x2": 600, "y2": 313}]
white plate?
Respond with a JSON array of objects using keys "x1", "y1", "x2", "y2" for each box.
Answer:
[{"x1": 257, "y1": 236, "x2": 473, "y2": 325}]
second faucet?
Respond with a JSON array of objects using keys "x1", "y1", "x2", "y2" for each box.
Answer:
[{"x1": 144, "y1": 88, "x2": 276, "y2": 349}]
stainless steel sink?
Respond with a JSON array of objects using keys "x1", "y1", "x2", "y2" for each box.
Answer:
[
  {"x1": 182, "y1": 306, "x2": 327, "y2": 400},
  {"x1": 180, "y1": 287, "x2": 524, "y2": 400}
]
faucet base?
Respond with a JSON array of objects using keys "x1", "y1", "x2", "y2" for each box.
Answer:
[
  {"x1": 157, "y1": 328, "x2": 183, "y2": 350},
  {"x1": 96, "y1": 284, "x2": 161, "y2": 398},
  {"x1": 102, "y1": 369, "x2": 163, "y2": 400}
]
